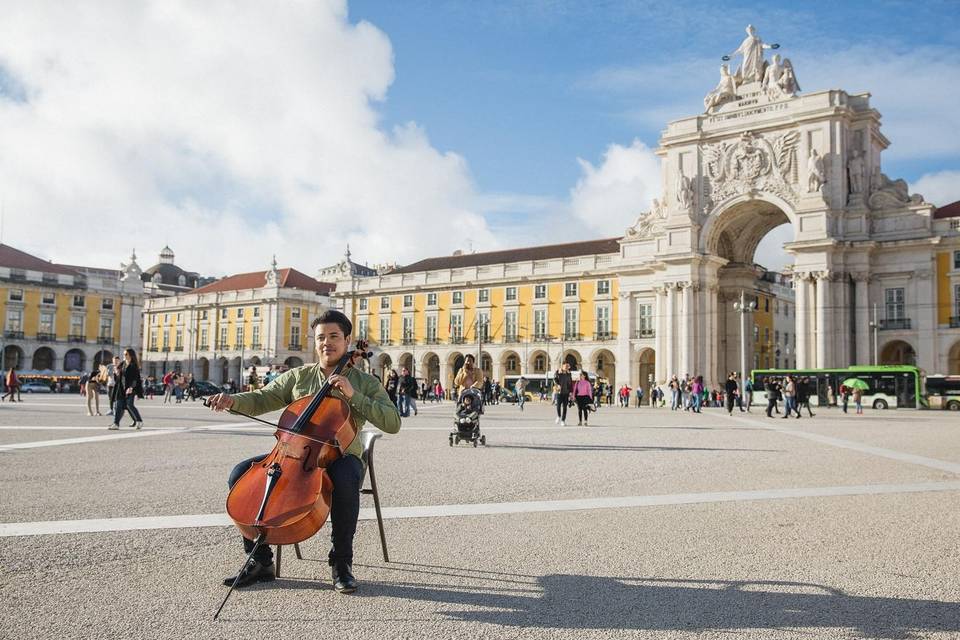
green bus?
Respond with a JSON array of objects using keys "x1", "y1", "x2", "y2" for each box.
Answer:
[{"x1": 750, "y1": 365, "x2": 925, "y2": 410}]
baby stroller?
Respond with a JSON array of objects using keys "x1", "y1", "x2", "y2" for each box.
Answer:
[{"x1": 449, "y1": 388, "x2": 486, "y2": 447}]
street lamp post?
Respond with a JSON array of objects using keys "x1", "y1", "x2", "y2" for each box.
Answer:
[
  {"x1": 733, "y1": 290, "x2": 757, "y2": 402},
  {"x1": 868, "y1": 303, "x2": 879, "y2": 365}
]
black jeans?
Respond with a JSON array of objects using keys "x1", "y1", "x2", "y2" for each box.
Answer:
[
  {"x1": 227, "y1": 453, "x2": 364, "y2": 567},
  {"x1": 113, "y1": 394, "x2": 142, "y2": 425},
  {"x1": 556, "y1": 395, "x2": 568, "y2": 421},
  {"x1": 575, "y1": 395, "x2": 592, "y2": 422}
]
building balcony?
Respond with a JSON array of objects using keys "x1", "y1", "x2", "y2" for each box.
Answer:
[
  {"x1": 251, "y1": 342, "x2": 262, "y2": 350},
  {"x1": 161, "y1": 347, "x2": 171, "y2": 353},
  {"x1": 532, "y1": 333, "x2": 551, "y2": 342},
  {"x1": 401, "y1": 337, "x2": 416, "y2": 346},
  {"x1": 67, "y1": 334, "x2": 86, "y2": 343},
  {"x1": 198, "y1": 343, "x2": 209, "y2": 351},
  {"x1": 4, "y1": 330, "x2": 24, "y2": 339},
  {"x1": 36, "y1": 332, "x2": 57, "y2": 342},
  {"x1": 379, "y1": 339, "x2": 394, "y2": 346},
  {"x1": 879, "y1": 318, "x2": 911, "y2": 331},
  {"x1": 449, "y1": 336, "x2": 465, "y2": 345},
  {"x1": 424, "y1": 337, "x2": 439, "y2": 345},
  {"x1": 97, "y1": 336, "x2": 113, "y2": 345},
  {"x1": 288, "y1": 343, "x2": 302, "y2": 351},
  {"x1": 502, "y1": 336, "x2": 520, "y2": 344},
  {"x1": 634, "y1": 329, "x2": 655, "y2": 339},
  {"x1": 148, "y1": 347, "x2": 159, "y2": 352},
  {"x1": 563, "y1": 333, "x2": 581, "y2": 341},
  {"x1": 950, "y1": 317, "x2": 960, "y2": 329},
  {"x1": 174, "y1": 346, "x2": 184, "y2": 352},
  {"x1": 593, "y1": 331, "x2": 615, "y2": 341}
]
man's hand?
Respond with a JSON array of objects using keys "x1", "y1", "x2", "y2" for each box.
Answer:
[
  {"x1": 328, "y1": 374, "x2": 355, "y2": 400},
  {"x1": 207, "y1": 393, "x2": 234, "y2": 412}
]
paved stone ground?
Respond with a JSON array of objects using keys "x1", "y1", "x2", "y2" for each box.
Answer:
[{"x1": 1, "y1": 394, "x2": 958, "y2": 639}]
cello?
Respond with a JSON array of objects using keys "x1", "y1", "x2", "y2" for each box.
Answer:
[{"x1": 214, "y1": 339, "x2": 372, "y2": 618}]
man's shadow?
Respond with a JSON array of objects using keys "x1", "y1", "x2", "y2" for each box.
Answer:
[{"x1": 348, "y1": 566, "x2": 959, "y2": 639}]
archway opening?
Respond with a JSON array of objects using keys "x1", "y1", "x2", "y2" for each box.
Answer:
[
  {"x1": 285, "y1": 356, "x2": 304, "y2": 369},
  {"x1": 64, "y1": 349, "x2": 85, "y2": 372},
  {"x1": 949, "y1": 341, "x2": 960, "y2": 375},
  {"x1": 93, "y1": 350, "x2": 113, "y2": 368},
  {"x1": 562, "y1": 350, "x2": 581, "y2": 371},
  {"x1": 592, "y1": 349, "x2": 616, "y2": 385},
  {"x1": 422, "y1": 353, "x2": 440, "y2": 383},
  {"x1": 4, "y1": 345, "x2": 24, "y2": 370},
  {"x1": 707, "y1": 199, "x2": 798, "y2": 384},
  {"x1": 638, "y1": 348, "x2": 656, "y2": 403},
  {"x1": 32, "y1": 347, "x2": 55, "y2": 371},
  {"x1": 197, "y1": 357, "x2": 210, "y2": 380},
  {"x1": 399, "y1": 353, "x2": 414, "y2": 376},
  {"x1": 880, "y1": 340, "x2": 916, "y2": 366}
]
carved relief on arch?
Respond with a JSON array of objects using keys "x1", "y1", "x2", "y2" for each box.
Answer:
[{"x1": 700, "y1": 130, "x2": 801, "y2": 212}]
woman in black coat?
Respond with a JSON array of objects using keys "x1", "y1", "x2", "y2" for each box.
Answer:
[{"x1": 109, "y1": 348, "x2": 144, "y2": 430}]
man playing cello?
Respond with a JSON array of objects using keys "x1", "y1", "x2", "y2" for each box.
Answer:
[{"x1": 208, "y1": 310, "x2": 400, "y2": 593}]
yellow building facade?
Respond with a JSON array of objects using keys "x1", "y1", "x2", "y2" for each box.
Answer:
[
  {"x1": 140, "y1": 260, "x2": 332, "y2": 384},
  {"x1": 0, "y1": 244, "x2": 144, "y2": 375},
  {"x1": 328, "y1": 239, "x2": 796, "y2": 392}
]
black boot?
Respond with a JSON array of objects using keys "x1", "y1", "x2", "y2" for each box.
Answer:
[
  {"x1": 331, "y1": 563, "x2": 357, "y2": 594},
  {"x1": 222, "y1": 557, "x2": 275, "y2": 588}
]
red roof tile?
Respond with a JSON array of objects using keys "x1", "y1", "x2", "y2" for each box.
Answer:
[
  {"x1": 193, "y1": 268, "x2": 334, "y2": 295},
  {"x1": 390, "y1": 238, "x2": 622, "y2": 274},
  {"x1": 934, "y1": 200, "x2": 960, "y2": 219},
  {"x1": 0, "y1": 244, "x2": 81, "y2": 276}
]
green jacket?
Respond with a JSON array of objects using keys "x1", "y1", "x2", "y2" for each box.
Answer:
[{"x1": 231, "y1": 363, "x2": 401, "y2": 460}]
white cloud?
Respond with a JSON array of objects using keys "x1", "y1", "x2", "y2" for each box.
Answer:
[
  {"x1": 911, "y1": 171, "x2": 960, "y2": 207},
  {"x1": 0, "y1": 0, "x2": 496, "y2": 275},
  {"x1": 568, "y1": 139, "x2": 661, "y2": 236}
]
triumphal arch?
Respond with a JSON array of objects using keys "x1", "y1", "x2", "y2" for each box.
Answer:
[{"x1": 616, "y1": 25, "x2": 948, "y2": 388}]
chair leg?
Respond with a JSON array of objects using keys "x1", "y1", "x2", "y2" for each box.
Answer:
[
  {"x1": 294, "y1": 542, "x2": 303, "y2": 560},
  {"x1": 275, "y1": 545, "x2": 282, "y2": 578},
  {"x1": 367, "y1": 456, "x2": 389, "y2": 562}
]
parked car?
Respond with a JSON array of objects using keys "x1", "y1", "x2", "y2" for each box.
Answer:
[
  {"x1": 193, "y1": 380, "x2": 223, "y2": 397},
  {"x1": 21, "y1": 382, "x2": 53, "y2": 393}
]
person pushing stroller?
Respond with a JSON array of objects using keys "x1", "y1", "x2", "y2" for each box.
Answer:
[{"x1": 450, "y1": 388, "x2": 486, "y2": 447}]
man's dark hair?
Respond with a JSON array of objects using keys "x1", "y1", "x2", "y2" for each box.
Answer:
[{"x1": 310, "y1": 310, "x2": 353, "y2": 337}]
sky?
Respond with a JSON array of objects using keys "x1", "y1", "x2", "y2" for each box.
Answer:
[{"x1": 1, "y1": 0, "x2": 958, "y2": 277}]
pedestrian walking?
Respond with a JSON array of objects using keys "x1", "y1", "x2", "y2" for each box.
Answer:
[
  {"x1": 515, "y1": 376, "x2": 528, "y2": 411},
  {"x1": 109, "y1": 348, "x2": 144, "y2": 430},
  {"x1": 764, "y1": 378, "x2": 780, "y2": 417},
  {"x1": 782, "y1": 375, "x2": 798, "y2": 419},
  {"x1": 635, "y1": 385, "x2": 644, "y2": 407},
  {"x1": 826, "y1": 384, "x2": 835, "y2": 408},
  {"x1": 554, "y1": 364, "x2": 573, "y2": 425},
  {"x1": 744, "y1": 377, "x2": 754, "y2": 412},
  {"x1": 384, "y1": 369, "x2": 399, "y2": 407},
  {"x1": 691, "y1": 376, "x2": 704, "y2": 413},
  {"x1": 162, "y1": 370, "x2": 174, "y2": 403},
  {"x1": 840, "y1": 383, "x2": 850, "y2": 413},
  {"x1": 853, "y1": 387, "x2": 863, "y2": 414},
  {"x1": 433, "y1": 379, "x2": 444, "y2": 403},
  {"x1": 573, "y1": 372, "x2": 594, "y2": 426},
  {"x1": 2, "y1": 367, "x2": 19, "y2": 402},
  {"x1": 83, "y1": 367, "x2": 102, "y2": 416},
  {"x1": 798, "y1": 377, "x2": 815, "y2": 417},
  {"x1": 724, "y1": 373, "x2": 738, "y2": 415}
]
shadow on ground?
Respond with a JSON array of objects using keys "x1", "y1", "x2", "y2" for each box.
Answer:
[
  {"x1": 356, "y1": 566, "x2": 959, "y2": 638},
  {"x1": 484, "y1": 443, "x2": 779, "y2": 453}
]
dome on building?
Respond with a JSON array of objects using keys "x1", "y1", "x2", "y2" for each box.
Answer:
[{"x1": 141, "y1": 246, "x2": 205, "y2": 290}]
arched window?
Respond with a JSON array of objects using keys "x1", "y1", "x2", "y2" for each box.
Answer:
[
  {"x1": 534, "y1": 355, "x2": 546, "y2": 373},
  {"x1": 506, "y1": 356, "x2": 518, "y2": 372},
  {"x1": 178, "y1": 274, "x2": 186, "y2": 286}
]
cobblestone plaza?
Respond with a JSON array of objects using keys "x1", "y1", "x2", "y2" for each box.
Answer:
[{"x1": 2, "y1": 396, "x2": 958, "y2": 639}]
